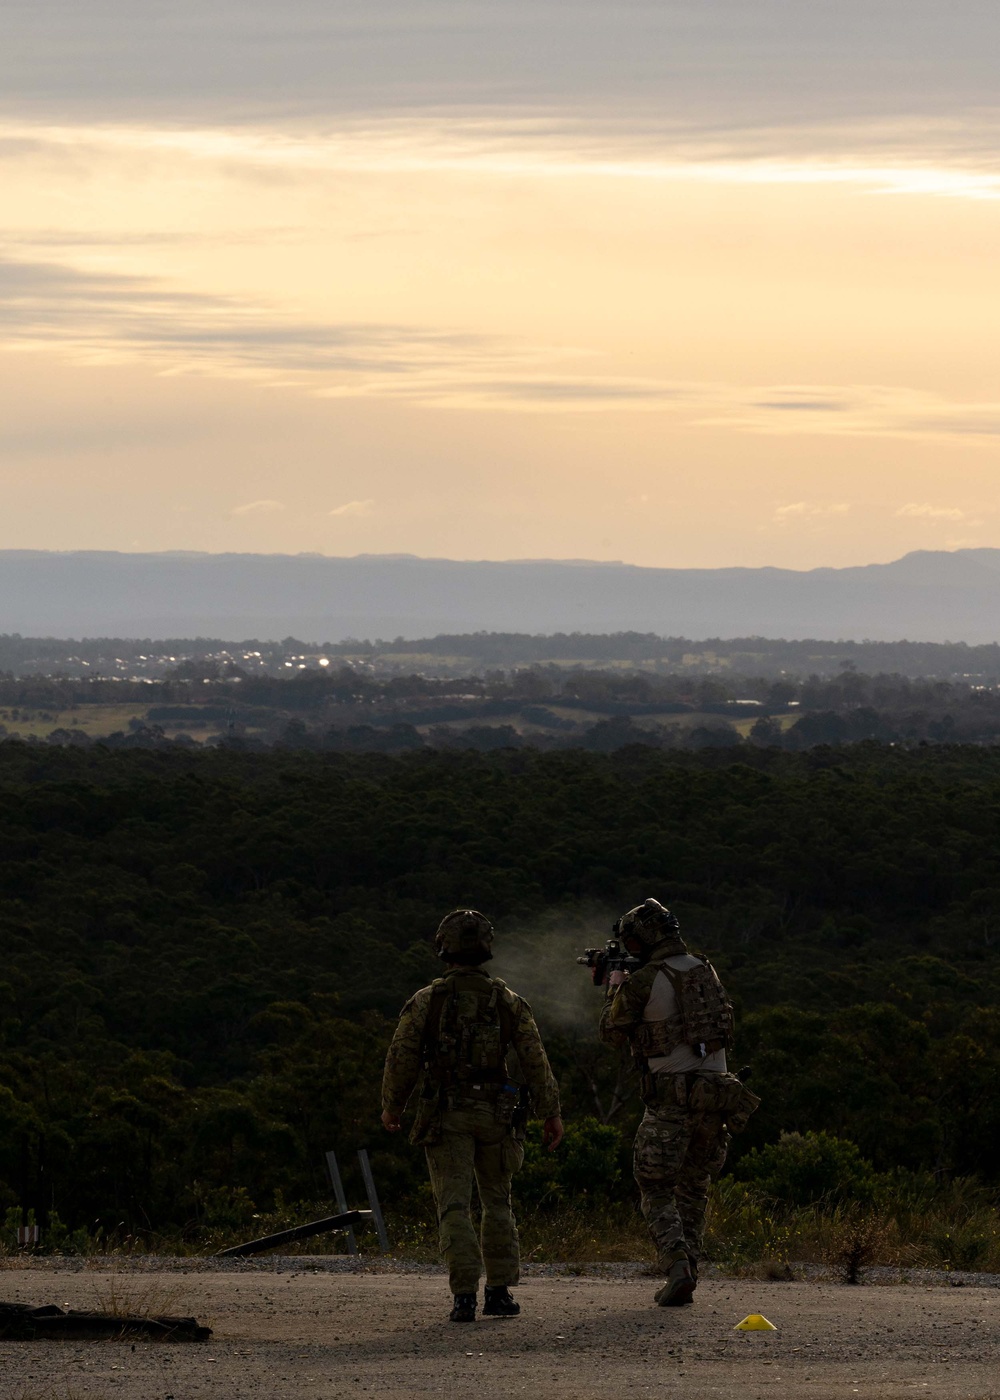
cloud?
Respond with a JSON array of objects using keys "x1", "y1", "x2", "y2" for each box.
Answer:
[
  {"x1": 11, "y1": 117, "x2": 1000, "y2": 204},
  {"x1": 470, "y1": 379, "x2": 677, "y2": 404},
  {"x1": 752, "y1": 399, "x2": 851, "y2": 412},
  {"x1": 895, "y1": 503, "x2": 967, "y2": 521},
  {"x1": 0, "y1": 256, "x2": 694, "y2": 414},
  {"x1": 3, "y1": 1, "x2": 1000, "y2": 154},
  {"x1": 717, "y1": 386, "x2": 1000, "y2": 443},
  {"x1": 774, "y1": 502, "x2": 850, "y2": 523},
  {"x1": 329, "y1": 499, "x2": 375, "y2": 517},
  {"x1": 231, "y1": 499, "x2": 285, "y2": 516},
  {"x1": 0, "y1": 255, "x2": 493, "y2": 381},
  {"x1": 8, "y1": 256, "x2": 1000, "y2": 443}
]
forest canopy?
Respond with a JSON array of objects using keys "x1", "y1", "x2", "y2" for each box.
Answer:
[{"x1": 0, "y1": 741, "x2": 998, "y2": 1243}]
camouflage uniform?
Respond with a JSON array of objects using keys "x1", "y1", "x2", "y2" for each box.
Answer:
[
  {"x1": 600, "y1": 940, "x2": 736, "y2": 1271},
  {"x1": 383, "y1": 965, "x2": 560, "y2": 1295}
]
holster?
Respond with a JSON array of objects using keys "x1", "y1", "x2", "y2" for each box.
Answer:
[
  {"x1": 511, "y1": 1087, "x2": 530, "y2": 1141},
  {"x1": 409, "y1": 1083, "x2": 444, "y2": 1147},
  {"x1": 493, "y1": 1083, "x2": 518, "y2": 1127},
  {"x1": 723, "y1": 1081, "x2": 761, "y2": 1134},
  {"x1": 642, "y1": 1070, "x2": 760, "y2": 1133},
  {"x1": 640, "y1": 1070, "x2": 689, "y2": 1110}
]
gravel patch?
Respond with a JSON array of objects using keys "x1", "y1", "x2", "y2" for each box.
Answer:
[
  {"x1": 6, "y1": 1255, "x2": 999, "y2": 1288},
  {"x1": 2, "y1": 1266, "x2": 999, "y2": 1399}
]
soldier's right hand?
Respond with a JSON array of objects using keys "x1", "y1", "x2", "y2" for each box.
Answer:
[{"x1": 381, "y1": 1110, "x2": 402, "y2": 1133}]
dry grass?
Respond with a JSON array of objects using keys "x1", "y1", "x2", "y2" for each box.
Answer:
[
  {"x1": 387, "y1": 1202, "x2": 651, "y2": 1267},
  {"x1": 518, "y1": 1205, "x2": 651, "y2": 1265},
  {"x1": 705, "y1": 1177, "x2": 1000, "y2": 1277},
  {"x1": 159, "y1": 1177, "x2": 1000, "y2": 1277},
  {"x1": 88, "y1": 1265, "x2": 188, "y2": 1321},
  {"x1": 5, "y1": 1175, "x2": 996, "y2": 1283},
  {"x1": 825, "y1": 1211, "x2": 893, "y2": 1284}
]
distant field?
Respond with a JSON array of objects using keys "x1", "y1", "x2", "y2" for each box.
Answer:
[
  {"x1": 0, "y1": 704, "x2": 151, "y2": 739},
  {"x1": 0, "y1": 704, "x2": 221, "y2": 742},
  {"x1": 731, "y1": 713, "x2": 799, "y2": 737},
  {"x1": 0, "y1": 700, "x2": 800, "y2": 745}
]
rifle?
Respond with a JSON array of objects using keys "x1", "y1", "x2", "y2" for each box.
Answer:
[{"x1": 577, "y1": 936, "x2": 641, "y2": 988}]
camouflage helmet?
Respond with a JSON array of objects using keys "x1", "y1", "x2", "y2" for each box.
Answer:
[
  {"x1": 614, "y1": 897, "x2": 681, "y2": 948},
  {"x1": 434, "y1": 908, "x2": 495, "y2": 960}
]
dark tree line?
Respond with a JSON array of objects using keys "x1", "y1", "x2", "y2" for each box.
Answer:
[
  {"x1": 7, "y1": 663, "x2": 1000, "y2": 753},
  {"x1": 0, "y1": 741, "x2": 998, "y2": 1242}
]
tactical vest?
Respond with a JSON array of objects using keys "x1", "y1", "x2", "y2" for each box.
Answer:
[
  {"x1": 421, "y1": 975, "x2": 517, "y2": 1095},
  {"x1": 633, "y1": 956, "x2": 735, "y2": 1059}
]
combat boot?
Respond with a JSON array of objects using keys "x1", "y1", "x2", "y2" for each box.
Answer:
[
  {"x1": 654, "y1": 1253, "x2": 696, "y2": 1307},
  {"x1": 483, "y1": 1285, "x2": 520, "y2": 1317},
  {"x1": 449, "y1": 1292, "x2": 477, "y2": 1322}
]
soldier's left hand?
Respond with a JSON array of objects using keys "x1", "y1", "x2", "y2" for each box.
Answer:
[
  {"x1": 381, "y1": 1110, "x2": 402, "y2": 1133},
  {"x1": 542, "y1": 1116, "x2": 564, "y2": 1151}
]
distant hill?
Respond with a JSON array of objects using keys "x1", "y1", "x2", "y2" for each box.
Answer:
[{"x1": 3, "y1": 548, "x2": 1000, "y2": 643}]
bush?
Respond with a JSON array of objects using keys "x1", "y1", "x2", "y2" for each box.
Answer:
[
  {"x1": 515, "y1": 1117, "x2": 630, "y2": 1210},
  {"x1": 734, "y1": 1131, "x2": 878, "y2": 1206},
  {"x1": 1, "y1": 1206, "x2": 99, "y2": 1257}
]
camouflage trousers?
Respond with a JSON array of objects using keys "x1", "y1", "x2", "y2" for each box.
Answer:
[
  {"x1": 633, "y1": 1092, "x2": 729, "y2": 1267},
  {"x1": 424, "y1": 1101, "x2": 525, "y2": 1295}
]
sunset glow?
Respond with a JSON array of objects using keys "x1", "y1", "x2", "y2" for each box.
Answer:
[{"x1": 3, "y1": 4, "x2": 999, "y2": 567}]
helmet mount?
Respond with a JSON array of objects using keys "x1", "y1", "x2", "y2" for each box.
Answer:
[{"x1": 613, "y1": 898, "x2": 682, "y2": 952}]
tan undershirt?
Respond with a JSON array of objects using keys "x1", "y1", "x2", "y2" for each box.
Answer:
[{"x1": 643, "y1": 954, "x2": 728, "y2": 1076}]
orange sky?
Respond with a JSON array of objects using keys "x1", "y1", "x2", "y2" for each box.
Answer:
[{"x1": 2, "y1": 6, "x2": 999, "y2": 568}]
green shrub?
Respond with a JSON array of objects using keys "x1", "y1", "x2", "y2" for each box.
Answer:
[
  {"x1": 734, "y1": 1130, "x2": 878, "y2": 1206},
  {"x1": 515, "y1": 1117, "x2": 629, "y2": 1209},
  {"x1": 704, "y1": 1179, "x2": 801, "y2": 1268}
]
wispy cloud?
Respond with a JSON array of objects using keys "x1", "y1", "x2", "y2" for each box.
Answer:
[
  {"x1": 5, "y1": 256, "x2": 1000, "y2": 445},
  {"x1": 231, "y1": 499, "x2": 285, "y2": 516},
  {"x1": 774, "y1": 502, "x2": 850, "y2": 523},
  {"x1": 895, "y1": 502, "x2": 967, "y2": 521},
  {"x1": 469, "y1": 379, "x2": 677, "y2": 404},
  {"x1": 712, "y1": 386, "x2": 1000, "y2": 443},
  {"x1": 0, "y1": 255, "x2": 691, "y2": 412},
  {"x1": 0, "y1": 255, "x2": 494, "y2": 382},
  {"x1": 9, "y1": 118, "x2": 1000, "y2": 201},
  {"x1": 329, "y1": 499, "x2": 375, "y2": 517},
  {"x1": 752, "y1": 398, "x2": 852, "y2": 413}
]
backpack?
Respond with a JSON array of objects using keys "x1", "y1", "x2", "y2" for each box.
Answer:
[{"x1": 421, "y1": 975, "x2": 518, "y2": 1089}]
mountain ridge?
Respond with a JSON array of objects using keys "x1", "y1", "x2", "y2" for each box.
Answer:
[{"x1": 3, "y1": 548, "x2": 999, "y2": 643}]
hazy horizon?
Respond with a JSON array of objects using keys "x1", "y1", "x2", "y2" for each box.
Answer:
[
  {"x1": 0, "y1": 543, "x2": 994, "y2": 573},
  {"x1": 0, "y1": 543, "x2": 968, "y2": 566},
  {"x1": 6, "y1": 547, "x2": 1000, "y2": 644}
]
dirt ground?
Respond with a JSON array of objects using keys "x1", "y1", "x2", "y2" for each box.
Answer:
[{"x1": 0, "y1": 1261, "x2": 996, "y2": 1400}]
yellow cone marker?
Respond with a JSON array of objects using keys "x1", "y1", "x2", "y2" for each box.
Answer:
[{"x1": 735, "y1": 1314, "x2": 777, "y2": 1331}]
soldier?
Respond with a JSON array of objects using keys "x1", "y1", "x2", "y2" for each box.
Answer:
[
  {"x1": 382, "y1": 908, "x2": 563, "y2": 1323},
  {"x1": 599, "y1": 898, "x2": 758, "y2": 1307}
]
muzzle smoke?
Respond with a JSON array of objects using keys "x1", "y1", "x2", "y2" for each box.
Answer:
[{"x1": 490, "y1": 904, "x2": 616, "y2": 1037}]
